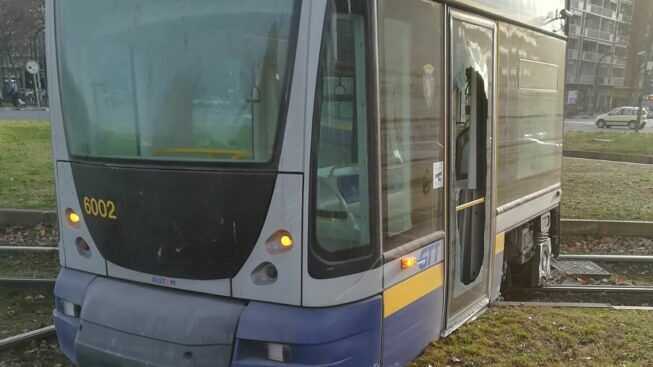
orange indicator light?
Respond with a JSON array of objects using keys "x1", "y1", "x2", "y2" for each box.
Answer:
[
  {"x1": 401, "y1": 257, "x2": 417, "y2": 269},
  {"x1": 69, "y1": 212, "x2": 80, "y2": 224},
  {"x1": 280, "y1": 234, "x2": 293, "y2": 248}
]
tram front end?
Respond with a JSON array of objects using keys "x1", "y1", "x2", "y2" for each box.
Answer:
[{"x1": 49, "y1": 1, "x2": 383, "y2": 366}]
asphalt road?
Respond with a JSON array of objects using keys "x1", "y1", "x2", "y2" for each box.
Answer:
[
  {"x1": 564, "y1": 118, "x2": 653, "y2": 134},
  {"x1": 0, "y1": 109, "x2": 50, "y2": 121}
]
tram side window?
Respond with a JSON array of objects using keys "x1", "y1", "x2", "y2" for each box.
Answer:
[
  {"x1": 379, "y1": 0, "x2": 445, "y2": 252},
  {"x1": 310, "y1": 0, "x2": 375, "y2": 277}
]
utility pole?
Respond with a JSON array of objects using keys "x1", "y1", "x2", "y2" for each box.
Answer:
[
  {"x1": 591, "y1": 53, "x2": 614, "y2": 116},
  {"x1": 635, "y1": 41, "x2": 653, "y2": 133}
]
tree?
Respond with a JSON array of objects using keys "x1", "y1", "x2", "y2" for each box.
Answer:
[{"x1": 0, "y1": 0, "x2": 45, "y2": 90}]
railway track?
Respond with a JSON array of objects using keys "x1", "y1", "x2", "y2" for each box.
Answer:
[
  {"x1": 558, "y1": 254, "x2": 653, "y2": 263},
  {"x1": 0, "y1": 245, "x2": 58, "y2": 252},
  {"x1": 0, "y1": 326, "x2": 56, "y2": 352}
]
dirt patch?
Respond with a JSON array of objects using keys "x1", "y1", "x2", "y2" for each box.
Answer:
[
  {"x1": 562, "y1": 235, "x2": 653, "y2": 255},
  {"x1": 549, "y1": 263, "x2": 653, "y2": 286},
  {"x1": 0, "y1": 225, "x2": 58, "y2": 247}
]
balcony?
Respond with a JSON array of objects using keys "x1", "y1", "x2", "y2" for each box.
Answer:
[
  {"x1": 582, "y1": 51, "x2": 604, "y2": 62},
  {"x1": 580, "y1": 74, "x2": 595, "y2": 84},
  {"x1": 584, "y1": 28, "x2": 614, "y2": 42},
  {"x1": 617, "y1": 12, "x2": 633, "y2": 23},
  {"x1": 579, "y1": 74, "x2": 612, "y2": 85},
  {"x1": 612, "y1": 77, "x2": 625, "y2": 87},
  {"x1": 569, "y1": 25, "x2": 582, "y2": 36},
  {"x1": 570, "y1": 0, "x2": 584, "y2": 10},
  {"x1": 568, "y1": 49, "x2": 580, "y2": 59},
  {"x1": 587, "y1": 4, "x2": 617, "y2": 18},
  {"x1": 615, "y1": 34, "x2": 630, "y2": 45},
  {"x1": 613, "y1": 55, "x2": 627, "y2": 66}
]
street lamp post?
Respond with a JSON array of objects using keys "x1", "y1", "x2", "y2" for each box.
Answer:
[{"x1": 590, "y1": 52, "x2": 614, "y2": 116}]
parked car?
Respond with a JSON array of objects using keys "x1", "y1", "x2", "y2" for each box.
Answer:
[{"x1": 595, "y1": 107, "x2": 647, "y2": 129}]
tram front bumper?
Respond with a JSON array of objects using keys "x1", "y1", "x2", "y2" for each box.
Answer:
[
  {"x1": 53, "y1": 268, "x2": 383, "y2": 367},
  {"x1": 54, "y1": 268, "x2": 244, "y2": 367}
]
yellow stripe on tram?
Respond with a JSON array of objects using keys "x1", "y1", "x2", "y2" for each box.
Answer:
[
  {"x1": 495, "y1": 232, "x2": 505, "y2": 255},
  {"x1": 383, "y1": 263, "x2": 444, "y2": 318}
]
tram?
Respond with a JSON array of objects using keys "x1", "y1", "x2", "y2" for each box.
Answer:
[{"x1": 47, "y1": 0, "x2": 566, "y2": 366}]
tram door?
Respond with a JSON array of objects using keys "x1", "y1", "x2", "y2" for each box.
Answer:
[{"x1": 446, "y1": 11, "x2": 495, "y2": 330}]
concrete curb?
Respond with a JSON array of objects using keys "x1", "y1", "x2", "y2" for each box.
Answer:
[
  {"x1": 563, "y1": 150, "x2": 653, "y2": 164},
  {"x1": 0, "y1": 209, "x2": 57, "y2": 227},
  {"x1": 562, "y1": 219, "x2": 653, "y2": 237}
]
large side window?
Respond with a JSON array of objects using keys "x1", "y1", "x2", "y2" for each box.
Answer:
[
  {"x1": 379, "y1": 0, "x2": 445, "y2": 252},
  {"x1": 309, "y1": 0, "x2": 377, "y2": 278}
]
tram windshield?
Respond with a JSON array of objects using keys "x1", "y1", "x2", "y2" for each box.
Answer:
[{"x1": 56, "y1": 0, "x2": 298, "y2": 163}]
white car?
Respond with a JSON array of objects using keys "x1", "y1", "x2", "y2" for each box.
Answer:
[{"x1": 595, "y1": 107, "x2": 647, "y2": 129}]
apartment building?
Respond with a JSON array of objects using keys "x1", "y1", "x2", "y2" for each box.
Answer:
[{"x1": 565, "y1": 0, "x2": 633, "y2": 115}]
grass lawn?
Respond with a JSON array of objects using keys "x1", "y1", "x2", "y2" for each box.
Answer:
[
  {"x1": 564, "y1": 131, "x2": 653, "y2": 157},
  {"x1": 561, "y1": 158, "x2": 653, "y2": 221},
  {"x1": 410, "y1": 306, "x2": 653, "y2": 367},
  {"x1": 0, "y1": 288, "x2": 56, "y2": 338},
  {"x1": 0, "y1": 251, "x2": 60, "y2": 278},
  {"x1": 0, "y1": 121, "x2": 55, "y2": 210}
]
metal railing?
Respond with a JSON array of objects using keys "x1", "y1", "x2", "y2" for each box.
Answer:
[{"x1": 584, "y1": 28, "x2": 614, "y2": 42}]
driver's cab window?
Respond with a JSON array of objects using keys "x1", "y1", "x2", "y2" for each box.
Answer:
[{"x1": 311, "y1": 0, "x2": 373, "y2": 270}]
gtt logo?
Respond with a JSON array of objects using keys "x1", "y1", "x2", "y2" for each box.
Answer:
[{"x1": 418, "y1": 242, "x2": 441, "y2": 270}]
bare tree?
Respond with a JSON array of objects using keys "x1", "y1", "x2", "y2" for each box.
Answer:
[{"x1": 0, "y1": 0, "x2": 45, "y2": 90}]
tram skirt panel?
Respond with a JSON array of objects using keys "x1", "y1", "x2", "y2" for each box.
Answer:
[{"x1": 382, "y1": 263, "x2": 445, "y2": 367}]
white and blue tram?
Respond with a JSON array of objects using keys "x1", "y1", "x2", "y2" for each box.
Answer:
[{"x1": 48, "y1": 0, "x2": 567, "y2": 365}]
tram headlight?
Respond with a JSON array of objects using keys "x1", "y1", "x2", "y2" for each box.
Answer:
[
  {"x1": 59, "y1": 299, "x2": 81, "y2": 318},
  {"x1": 266, "y1": 343, "x2": 292, "y2": 363}
]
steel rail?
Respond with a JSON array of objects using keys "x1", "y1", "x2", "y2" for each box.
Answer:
[
  {"x1": 558, "y1": 254, "x2": 653, "y2": 263},
  {"x1": 0, "y1": 326, "x2": 56, "y2": 352},
  {"x1": 541, "y1": 285, "x2": 653, "y2": 293},
  {"x1": 0, "y1": 246, "x2": 58, "y2": 252}
]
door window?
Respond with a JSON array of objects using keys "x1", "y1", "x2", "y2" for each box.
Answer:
[
  {"x1": 378, "y1": 0, "x2": 445, "y2": 253},
  {"x1": 449, "y1": 13, "x2": 494, "y2": 321}
]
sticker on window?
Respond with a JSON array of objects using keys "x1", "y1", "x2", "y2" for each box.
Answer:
[{"x1": 433, "y1": 161, "x2": 443, "y2": 189}]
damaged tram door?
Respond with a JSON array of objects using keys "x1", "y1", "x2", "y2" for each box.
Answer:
[{"x1": 446, "y1": 10, "x2": 495, "y2": 332}]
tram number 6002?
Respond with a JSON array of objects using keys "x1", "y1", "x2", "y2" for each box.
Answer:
[{"x1": 83, "y1": 197, "x2": 117, "y2": 220}]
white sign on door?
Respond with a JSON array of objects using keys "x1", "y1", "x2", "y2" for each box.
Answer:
[{"x1": 433, "y1": 161, "x2": 444, "y2": 189}]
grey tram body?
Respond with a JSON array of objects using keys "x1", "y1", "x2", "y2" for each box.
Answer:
[{"x1": 47, "y1": 0, "x2": 567, "y2": 366}]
